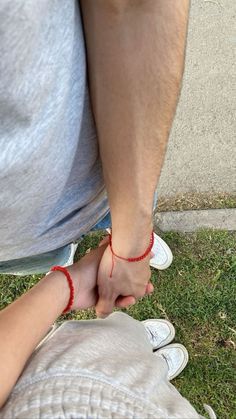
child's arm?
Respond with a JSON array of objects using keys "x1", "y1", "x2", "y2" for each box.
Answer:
[
  {"x1": 0, "y1": 271, "x2": 70, "y2": 407},
  {"x1": 0, "y1": 239, "x2": 149, "y2": 408},
  {"x1": 0, "y1": 244, "x2": 107, "y2": 408}
]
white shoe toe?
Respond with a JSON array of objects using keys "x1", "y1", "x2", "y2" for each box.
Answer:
[
  {"x1": 154, "y1": 343, "x2": 189, "y2": 380},
  {"x1": 142, "y1": 319, "x2": 175, "y2": 350}
]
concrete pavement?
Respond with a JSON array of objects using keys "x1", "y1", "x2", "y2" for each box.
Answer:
[{"x1": 158, "y1": 0, "x2": 236, "y2": 199}]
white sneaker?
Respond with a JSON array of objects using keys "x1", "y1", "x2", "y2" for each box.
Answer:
[
  {"x1": 154, "y1": 343, "x2": 189, "y2": 380},
  {"x1": 106, "y1": 229, "x2": 172, "y2": 270},
  {"x1": 150, "y1": 232, "x2": 173, "y2": 270},
  {"x1": 142, "y1": 319, "x2": 175, "y2": 350}
]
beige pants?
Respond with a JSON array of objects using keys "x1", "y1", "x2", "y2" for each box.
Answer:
[{"x1": 1, "y1": 313, "x2": 211, "y2": 418}]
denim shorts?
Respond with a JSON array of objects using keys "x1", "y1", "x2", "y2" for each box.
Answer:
[{"x1": 0, "y1": 212, "x2": 112, "y2": 276}]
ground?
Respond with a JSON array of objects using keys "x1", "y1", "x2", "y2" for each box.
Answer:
[
  {"x1": 158, "y1": 0, "x2": 236, "y2": 198},
  {"x1": 0, "y1": 229, "x2": 235, "y2": 417}
]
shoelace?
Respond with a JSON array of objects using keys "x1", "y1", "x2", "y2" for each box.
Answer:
[
  {"x1": 160, "y1": 352, "x2": 171, "y2": 365},
  {"x1": 158, "y1": 352, "x2": 174, "y2": 373},
  {"x1": 146, "y1": 326, "x2": 161, "y2": 343}
]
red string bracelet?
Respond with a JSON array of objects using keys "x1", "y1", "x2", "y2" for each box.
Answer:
[
  {"x1": 50, "y1": 266, "x2": 75, "y2": 314},
  {"x1": 109, "y1": 231, "x2": 154, "y2": 277}
]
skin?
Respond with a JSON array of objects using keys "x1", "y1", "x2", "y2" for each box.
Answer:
[
  {"x1": 0, "y1": 240, "x2": 153, "y2": 408},
  {"x1": 0, "y1": 1, "x2": 189, "y2": 404},
  {"x1": 80, "y1": 0, "x2": 190, "y2": 317}
]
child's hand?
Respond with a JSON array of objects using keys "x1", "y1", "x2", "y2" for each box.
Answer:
[
  {"x1": 65, "y1": 236, "x2": 154, "y2": 312},
  {"x1": 67, "y1": 243, "x2": 107, "y2": 310}
]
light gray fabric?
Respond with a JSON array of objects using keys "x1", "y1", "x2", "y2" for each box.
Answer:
[
  {"x1": 0, "y1": 0, "x2": 108, "y2": 261},
  {"x1": 1, "y1": 313, "x2": 204, "y2": 418}
]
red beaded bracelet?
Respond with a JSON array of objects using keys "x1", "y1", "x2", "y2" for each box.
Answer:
[
  {"x1": 109, "y1": 231, "x2": 154, "y2": 277},
  {"x1": 50, "y1": 266, "x2": 75, "y2": 313}
]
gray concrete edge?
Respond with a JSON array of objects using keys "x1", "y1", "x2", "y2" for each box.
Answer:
[{"x1": 154, "y1": 208, "x2": 236, "y2": 233}]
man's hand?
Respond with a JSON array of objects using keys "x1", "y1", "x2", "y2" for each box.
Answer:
[
  {"x1": 95, "y1": 239, "x2": 153, "y2": 317},
  {"x1": 68, "y1": 240, "x2": 142, "y2": 311}
]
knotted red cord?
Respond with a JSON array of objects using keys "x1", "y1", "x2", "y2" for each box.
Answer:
[
  {"x1": 108, "y1": 231, "x2": 154, "y2": 277},
  {"x1": 50, "y1": 266, "x2": 75, "y2": 313}
]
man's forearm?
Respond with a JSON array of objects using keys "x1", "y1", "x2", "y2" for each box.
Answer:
[{"x1": 81, "y1": 0, "x2": 189, "y2": 252}]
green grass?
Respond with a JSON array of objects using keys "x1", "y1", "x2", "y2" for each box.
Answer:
[{"x1": 0, "y1": 229, "x2": 236, "y2": 417}]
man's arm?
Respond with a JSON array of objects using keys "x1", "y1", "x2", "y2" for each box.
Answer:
[{"x1": 81, "y1": 0, "x2": 189, "y2": 315}]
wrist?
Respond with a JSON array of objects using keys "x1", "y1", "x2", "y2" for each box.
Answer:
[
  {"x1": 111, "y1": 220, "x2": 153, "y2": 257},
  {"x1": 41, "y1": 271, "x2": 71, "y2": 314}
]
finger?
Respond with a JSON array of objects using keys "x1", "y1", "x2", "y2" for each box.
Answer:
[
  {"x1": 145, "y1": 282, "x2": 154, "y2": 295},
  {"x1": 115, "y1": 295, "x2": 136, "y2": 308},
  {"x1": 133, "y1": 286, "x2": 148, "y2": 299},
  {"x1": 98, "y1": 235, "x2": 110, "y2": 247},
  {"x1": 95, "y1": 294, "x2": 116, "y2": 318}
]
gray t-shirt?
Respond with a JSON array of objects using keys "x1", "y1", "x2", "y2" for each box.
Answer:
[{"x1": 0, "y1": 0, "x2": 108, "y2": 261}]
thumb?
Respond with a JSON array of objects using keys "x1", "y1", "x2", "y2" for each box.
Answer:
[
  {"x1": 115, "y1": 295, "x2": 136, "y2": 308},
  {"x1": 145, "y1": 282, "x2": 154, "y2": 294},
  {"x1": 95, "y1": 294, "x2": 115, "y2": 318}
]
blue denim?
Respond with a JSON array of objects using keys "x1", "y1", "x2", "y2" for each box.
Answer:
[
  {"x1": 0, "y1": 212, "x2": 112, "y2": 275},
  {"x1": 90, "y1": 211, "x2": 111, "y2": 232}
]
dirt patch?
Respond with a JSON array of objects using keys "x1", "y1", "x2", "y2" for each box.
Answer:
[{"x1": 156, "y1": 192, "x2": 236, "y2": 212}]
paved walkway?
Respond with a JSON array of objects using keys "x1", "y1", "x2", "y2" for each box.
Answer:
[
  {"x1": 158, "y1": 0, "x2": 236, "y2": 198},
  {"x1": 155, "y1": 208, "x2": 236, "y2": 232}
]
